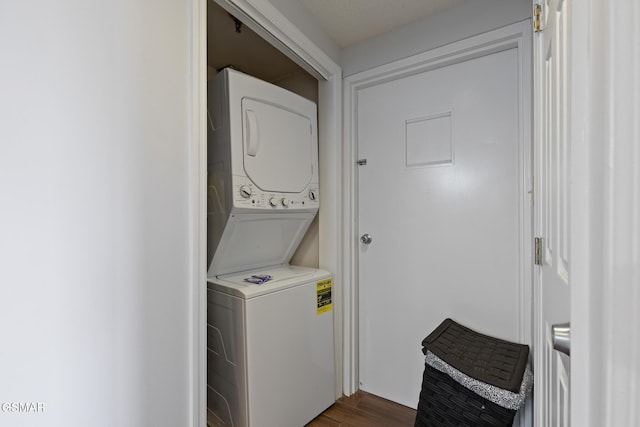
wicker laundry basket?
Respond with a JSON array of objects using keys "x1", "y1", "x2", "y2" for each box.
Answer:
[{"x1": 414, "y1": 319, "x2": 532, "y2": 427}]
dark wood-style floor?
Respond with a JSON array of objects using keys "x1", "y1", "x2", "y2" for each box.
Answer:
[
  {"x1": 207, "y1": 391, "x2": 416, "y2": 427},
  {"x1": 306, "y1": 391, "x2": 417, "y2": 427}
]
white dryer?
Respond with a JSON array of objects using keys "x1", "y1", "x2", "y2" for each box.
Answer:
[
  {"x1": 206, "y1": 69, "x2": 334, "y2": 427},
  {"x1": 207, "y1": 68, "x2": 320, "y2": 275}
]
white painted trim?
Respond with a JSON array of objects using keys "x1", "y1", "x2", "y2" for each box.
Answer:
[
  {"x1": 215, "y1": 0, "x2": 338, "y2": 80},
  {"x1": 517, "y1": 19, "x2": 534, "y2": 353},
  {"x1": 515, "y1": 21, "x2": 534, "y2": 427},
  {"x1": 531, "y1": 2, "x2": 544, "y2": 424},
  {"x1": 343, "y1": 20, "x2": 534, "y2": 398},
  {"x1": 600, "y1": 3, "x2": 640, "y2": 424},
  {"x1": 568, "y1": 1, "x2": 592, "y2": 425},
  {"x1": 205, "y1": 0, "x2": 344, "y2": 406},
  {"x1": 584, "y1": 1, "x2": 640, "y2": 426},
  {"x1": 192, "y1": 1, "x2": 208, "y2": 426},
  {"x1": 342, "y1": 75, "x2": 359, "y2": 395},
  {"x1": 317, "y1": 72, "x2": 344, "y2": 398},
  {"x1": 567, "y1": 1, "x2": 640, "y2": 426}
]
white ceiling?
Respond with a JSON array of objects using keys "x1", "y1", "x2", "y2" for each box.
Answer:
[{"x1": 298, "y1": 0, "x2": 467, "y2": 48}]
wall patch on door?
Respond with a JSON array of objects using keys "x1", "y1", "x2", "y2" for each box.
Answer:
[{"x1": 405, "y1": 111, "x2": 454, "y2": 168}]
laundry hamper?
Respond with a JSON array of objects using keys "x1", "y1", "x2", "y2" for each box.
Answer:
[{"x1": 415, "y1": 319, "x2": 533, "y2": 427}]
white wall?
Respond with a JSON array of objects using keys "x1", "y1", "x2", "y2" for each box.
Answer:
[
  {"x1": 0, "y1": 2, "x2": 194, "y2": 426},
  {"x1": 341, "y1": 0, "x2": 531, "y2": 76}
]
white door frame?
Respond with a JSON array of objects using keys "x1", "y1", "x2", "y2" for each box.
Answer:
[
  {"x1": 343, "y1": 20, "x2": 533, "y2": 399},
  {"x1": 569, "y1": 1, "x2": 640, "y2": 426},
  {"x1": 190, "y1": 2, "x2": 208, "y2": 426},
  {"x1": 190, "y1": 1, "x2": 343, "y2": 425}
]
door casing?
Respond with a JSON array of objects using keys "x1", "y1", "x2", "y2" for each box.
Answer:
[
  {"x1": 565, "y1": 1, "x2": 640, "y2": 426},
  {"x1": 343, "y1": 22, "x2": 533, "y2": 426},
  {"x1": 195, "y1": 1, "x2": 344, "y2": 424}
]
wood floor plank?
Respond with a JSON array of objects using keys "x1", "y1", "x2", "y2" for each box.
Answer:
[
  {"x1": 318, "y1": 401, "x2": 378, "y2": 426},
  {"x1": 355, "y1": 393, "x2": 417, "y2": 426},
  {"x1": 307, "y1": 391, "x2": 417, "y2": 427},
  {"x1": 305, "y1": 414, "x2": 342, "y2": 426}
]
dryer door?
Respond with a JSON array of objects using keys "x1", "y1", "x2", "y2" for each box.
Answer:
[{"x1": 241, "y1": 98, "x2": 315, "y2": 193}]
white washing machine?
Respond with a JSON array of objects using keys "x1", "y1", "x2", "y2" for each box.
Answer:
[
  {"x1": 206, "y1": 69, "x2": 335, "y2": 427},
  {"x1": 207, "y1": 265, "x2": 334, "y2": 427}
]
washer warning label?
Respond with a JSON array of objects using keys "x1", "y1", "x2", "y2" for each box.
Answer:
[{"x1": 316, "y1": 278, "x2": 332, "y2": 314}]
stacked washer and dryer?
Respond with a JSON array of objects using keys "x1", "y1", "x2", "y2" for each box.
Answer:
[{"x1": 206, "y1": 68, "x2": 335, "y2": 427}]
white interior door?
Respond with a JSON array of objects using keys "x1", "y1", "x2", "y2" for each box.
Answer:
[
  {"x1": 534, "y1": 0, "x2": 572, "y2": 425},
  {"x1": 357, "y1": 46, "x2": 531, "y2": 409}
]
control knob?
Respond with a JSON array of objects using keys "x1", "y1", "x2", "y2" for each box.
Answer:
[
  {"x1": 239, "y1": 185, "x2": 252, "y2": 199},
  {"x1": 269, "y1": 198, "x2": 278, "y2": 207},
  {"x1": 308, "y1": 189, "x2": 318, "y2": 201},
  {"x1": 281, "y1": 198, "x2": 289, "y2": 207}
]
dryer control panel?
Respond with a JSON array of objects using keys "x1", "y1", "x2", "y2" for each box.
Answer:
[{"x1": 232, "y1": 176, "x2": 318, "y2": 212}]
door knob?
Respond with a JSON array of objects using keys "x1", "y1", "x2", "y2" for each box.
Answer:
[
  {"x1": 551, "y1": 322, "x2": 571, "y2": 356},
  {"x1": 360, "y1": 234, "x2": 372, "y2": 244}
]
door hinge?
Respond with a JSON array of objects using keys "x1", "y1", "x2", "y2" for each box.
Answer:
[
  {"x1": 533, "y1": 4, "x2": 542, "y2": 33},
  {"x1": 534, "y1": 237, "x2": 544, "y2": 265}
]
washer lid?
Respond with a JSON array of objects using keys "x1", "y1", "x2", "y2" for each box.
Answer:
[
  {"x1": 207, "y1": 212, "x2": 315, "y2": 277},
  {"x1": 242, "y1": 97, "x2": 314, "y2": 193},
  {"x1": 208, "y1": 265, "x2": 331, "y2": 299}
]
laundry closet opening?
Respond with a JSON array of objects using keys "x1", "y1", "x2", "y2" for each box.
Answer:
[
  {"x1": 206, "y1": 2, "x2": 334, "y2": 426},
  {"x1": 207, "y1": 0, "x2": 321, "y2": 269}
]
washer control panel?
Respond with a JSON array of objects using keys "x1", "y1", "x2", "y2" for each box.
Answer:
[{"x1": 232, "y1": 176, "x2": 319, "y2": 211}]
